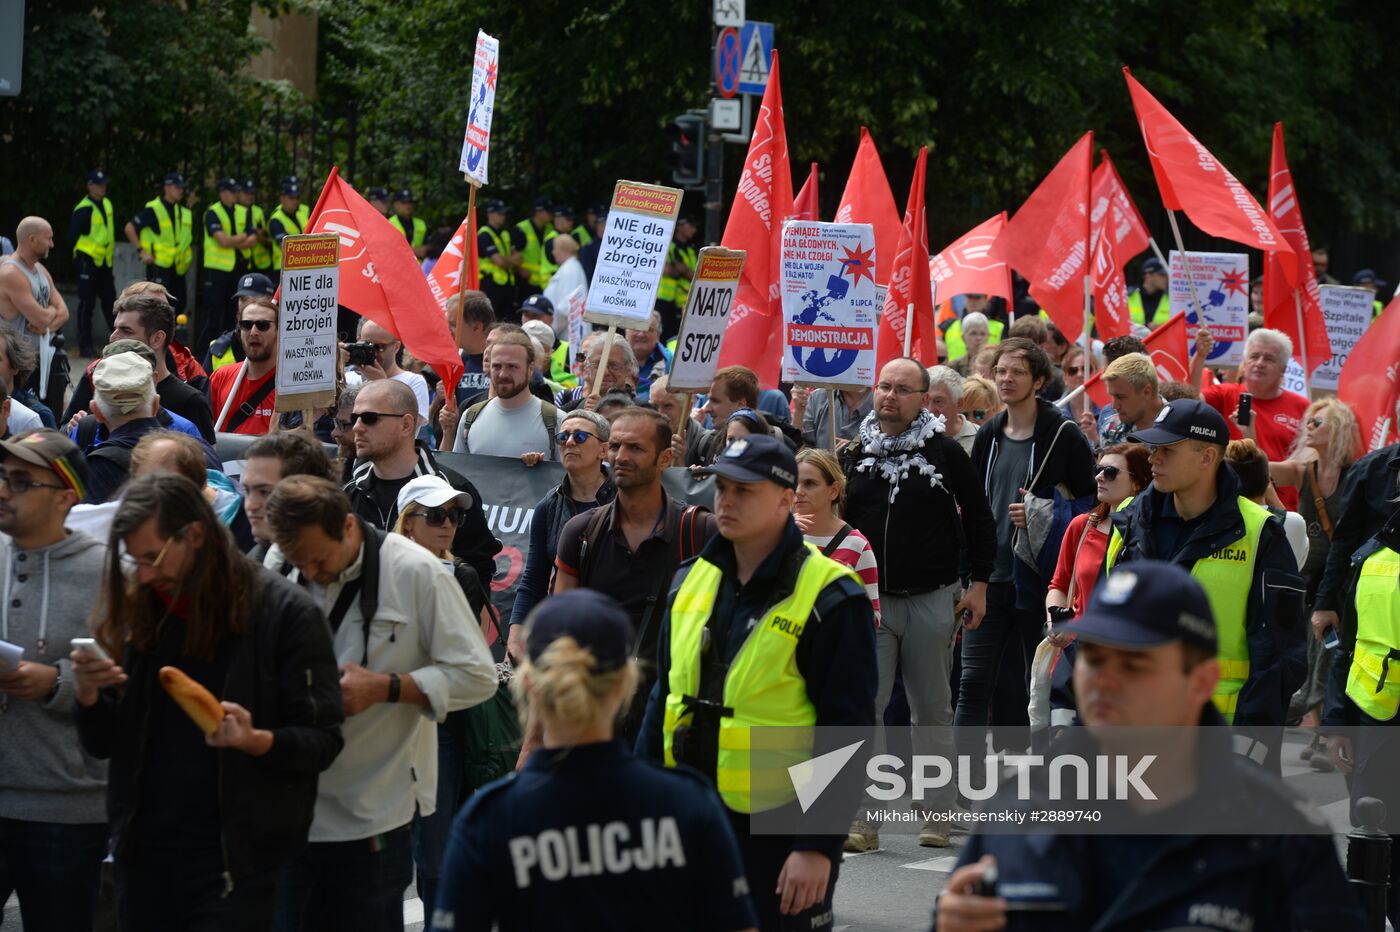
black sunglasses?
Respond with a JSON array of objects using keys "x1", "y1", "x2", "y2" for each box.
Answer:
[
  {"x1": 1066, "y1": 365, "x2": 1084, "y2": 376},
  {"x1": 556, "y1": 429, "x2": 597, "y2": 445},
  {"x1": 1095, "y1": 463, "x2": 1121, "y2": 481},
  {"x1": 1307, "y1": 417, "x2": 1325, "y2": 428},
  {"x1": 238, "y1": 319, "x2": 274, "y2": 332},
  {"x1": 350, "y1": 411, "x2": 404, "y2": 426},
  {"x1": 411, "y1": 506, "x2": 467, "y2": 528}
]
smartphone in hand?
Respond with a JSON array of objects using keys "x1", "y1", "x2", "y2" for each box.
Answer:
[
  {"x1": 1237, "y1": 392, "x2": 1253, "y2": 427},
  {"x1": 70, "y1": 638, "x2": 111, "y2": 662}
]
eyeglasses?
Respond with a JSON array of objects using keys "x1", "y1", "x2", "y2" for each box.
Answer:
[
  {"x1": 122, "y1": 526, "x2": 189, "y2": 570},
  {"x1": 350, "y1": 411, "x2": 404, "y2": 426},
  {"x1": 1307, "y1": 417, "x2": 1326, "y2": 428},
  {"x1": 238, "y1": 319, "x2": 274, "y2": 332},
  {"x1": 875, "y1": 383, "x2": 921, "y2": 397},
  {"x1": 1066, "y1": 365, "x2": 1084, "y2": 376},
  {"x1": 556, "y1": 429, "x2": 597, "y2": 445},
  {"x1": 409, "y1": 506, "x2": 467, "y2": 528},
  {"x1": 1095, "y1": 463, "x2": 1121, "y2": 481},
  {"x1": 0, "y1": 468, "x2": 66, "y2": 494}
]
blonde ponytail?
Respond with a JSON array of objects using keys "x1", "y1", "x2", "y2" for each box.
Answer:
[{"x1": 511, "y1": 636, "x2": 639, "y2": 734}]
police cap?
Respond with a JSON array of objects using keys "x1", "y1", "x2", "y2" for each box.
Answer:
[
  {"x1": 1128, "y1": 398, "x2": 1229, "y2": 447},
  {"x1": 526, "y1": 589, "x2": 631, "y2": 673}
]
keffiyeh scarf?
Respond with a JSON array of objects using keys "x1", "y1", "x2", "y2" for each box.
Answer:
[{"x1": 853, "y1": 409, "x2": 947, "y2": 501}]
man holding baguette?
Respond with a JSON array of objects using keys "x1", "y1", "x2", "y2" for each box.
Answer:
[{"x1": 72, "y1": 473, "x2": 345, "y2": 932}]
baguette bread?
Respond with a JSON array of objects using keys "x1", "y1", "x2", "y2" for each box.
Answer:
[{"x1": 158, "y1": 666, "x2": 225, "y2": 735}]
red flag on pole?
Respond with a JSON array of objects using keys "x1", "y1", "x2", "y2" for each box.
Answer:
[
  {"x1": 792, "y1": 163, "x2": 820, "y2": 222},
  {"x1": 715, "y1": 51, "x2": 793, "y2": 389},
  {"x1": 1123, "y1": 67, "x2": 1297, "y2": 286},
  {"x1": 996, "y1": 131, "x2": 1094, "y2": 343},
  {"x1": 928, "y1": 212, "x2": 1013, "y2": 303},
  {"x1": 877, "y1": 147, "x2": 935, "y2": 372},
  {"x1": 1091, "y1": 151, "x2": 1152, "y2": 263},
  {"x1": 1338, "y1": 298, "x2": 1400, "y2": 452},
  {"x1": 1082, "y1": 310, "x2": 1191, "y2": 407},
  {"x1": 835, "y1": 127, "x2": 902, "y2": 286},
  {"x1": 306, "y1": 167, "x2": 463, "y2": 393},
  {"x1": 1264, "y1": 122, "x2": 1331, "y2": 376},
  {"x1": 1090, "y1": 205, "x2": 1131, "y2": 340},
  {"x1": 426, "y1": 207, "x2": 479, "y2": 311}
]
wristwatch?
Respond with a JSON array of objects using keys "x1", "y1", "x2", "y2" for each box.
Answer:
[{"x1": 386, "y1": 673, "x2": 401, "y2": 704}]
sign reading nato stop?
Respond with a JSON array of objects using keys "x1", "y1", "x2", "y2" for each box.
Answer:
[{"x1": 780, "y1": 220, "x2": 878, "y2": 390}]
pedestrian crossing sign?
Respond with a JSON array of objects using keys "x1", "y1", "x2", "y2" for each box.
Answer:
[{"x1": 738, "y1": 21, "x2": 774, "y2": 95}]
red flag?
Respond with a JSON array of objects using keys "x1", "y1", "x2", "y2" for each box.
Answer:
[
  {"x1": 426, "y1": 207, "x2": 479, "y2": 311},
  {"x1": 997, "y1": 131, "x2": 1094, "y2": 343},
  {"x1": 1090, "y1": 204, "x2": 1131, "y2": 340},
  {"x1": 877, "y1": 147, "x2": 935, "y2": 372},
  {"x1": 1123, "y1": 67, "x2": 1297, "y2": 286},
  {"x1": 1264, "y1": 122, "x2": 1331, "y2": 375},
  {"x1": 1082, "y1": 311, "x2": 1191, "y2": 407},
  {"x1": 1091, "y1": 151, "x2": 1151, "y2": 263},
  {"x1": 928, "y1": 213, "x2": 1013, "y2": 303},
  {"x1": 306, "y1": 167, "x2": 463, "y2": 393},
  {"x1": 835, "y1": 127, "x2": 902, "y2": 286},
  {"x1": 1339, "y1": 298, "x2": 1400, "y2": 452},
  {"x1": 715, "y1": 51, "x2": 793, "y2": 389},
  {"x1": 792, "y1": 163, "x2": 820, "y2": 221}
]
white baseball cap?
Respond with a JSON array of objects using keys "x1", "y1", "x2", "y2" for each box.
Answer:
[{"x1": 396, "y1": 474, "x2": 472, "y2": 514}]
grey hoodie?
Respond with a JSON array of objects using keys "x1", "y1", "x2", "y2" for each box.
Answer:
[{"x1": 0, "y1": 529, "x2": 108, "y2": 823}]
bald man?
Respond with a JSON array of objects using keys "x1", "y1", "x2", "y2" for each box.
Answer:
[
  {"x1": 354, "y1": 318, "x2": 431, "y2": 424},
  {"x1": 0, "y1": 217, "x2": 70, "y2": 413}
]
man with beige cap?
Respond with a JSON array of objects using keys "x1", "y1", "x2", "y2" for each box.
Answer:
[{"x1": 84, "y1": 351, "x2": 161, "y2": 503}]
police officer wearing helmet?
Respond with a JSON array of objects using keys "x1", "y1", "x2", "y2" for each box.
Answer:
[
  {"x1": 638, "y1": 434, "x2": 878, "y2": 931},
  {"x1": 1105, "y1": 399, "x2": 1307, "y2": 765},
  {"x1": 69, "y1": 169, "x2": 117, "y2": 357},
  {"x1": 935, "y1": 561, "x2": 1363, "y2": 931},
  {"x1": 431, "y1": 589, "x2": 759, "y2": 932},
  {"x1": 124, "y1": 171, "x2": 193, "y2": 309},
  {"x1": 389, "y1": 189, "x2": 428, "y2": 260},
  {"x1": 268, "y1": 176, "x2": 310, "y2": 286}
]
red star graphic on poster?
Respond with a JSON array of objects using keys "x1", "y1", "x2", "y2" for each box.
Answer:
[
  {"x1": 839, "y1": 243, "x2": 876, "y2": 288},
  {"x1": 485, "y1": 59, "x2": 497, "y2": 91},
  {"x1": 1218, "y1": 268, "x2": 1248, "y2": 299}
]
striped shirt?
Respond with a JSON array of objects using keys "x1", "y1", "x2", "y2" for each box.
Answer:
[{"x1": 806, "y1": 526, "x2": 881, "y2": 626}]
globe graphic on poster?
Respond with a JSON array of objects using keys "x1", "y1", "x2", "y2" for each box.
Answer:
[{"x1": 789, "y1": 285, "x2": 857, "y2": 378}]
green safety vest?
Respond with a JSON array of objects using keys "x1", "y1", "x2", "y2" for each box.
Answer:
[
  {"x1": 477, "y1": 225, "x2": 515, "y2": 287},
  {"x1": 72, "y1": 196, "x2": 115, "y2": 266},
  {"x1": 659, "y1": 242, "x2": 699, "y2": 306},
  {"x1": 140, "y1": 198, "x2": 193, "y2": 275},
  {"x1": 1106, "y1": 495, "x2": 1269, "y2": 724},
  {"x1": 514, "y1": 219, "x2": 556, "y2": 289},
  {"x1": 662, "y1": 545, "x2": 859, "y2": 813},
  {"x1": 1128, "y1": 289, "x2": 1171, "y2": 328},
  {"x1": 943, "y1": 317, "x2": 1005, "y2": 360},
  {"x1": 573, "y1": 227, "x2": 594, "y2": 248},
  {"x1": 550, "y1": 339, "x2": 577, "y2": 388},
  {"x1": 1346, "y1": 545, "x2": 1400, "y2": 721},
  {"x1": 1373, "y1": 299, "x2": 1384, "y2": 320},
  {"x1": 390, "y1": 214, "x2": 427, "y2": 250},
  {"x1": 270, "y1": 204, "x2": 311, "y2": 270},
  {"x1": 242, "y1": 204, "x2": 272, "y2": 270},
  {"x1": 203, "y1": 202, "x2": 239, "y2": 272}
]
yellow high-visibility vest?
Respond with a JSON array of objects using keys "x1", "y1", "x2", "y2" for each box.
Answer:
[{"x1": 72, "y1": 196, "x2": 115, "y2": 266}]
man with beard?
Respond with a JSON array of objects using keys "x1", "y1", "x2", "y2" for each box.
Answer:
[
  {"x1": 451, "y1": 330, "x2": 559, "y2": 459},
  {"x1": 0, "y1": 217, "x2": 70, "y2": 415},
  {"x1": 208, "y1": 299, "x2": 278, "y2": 435}
]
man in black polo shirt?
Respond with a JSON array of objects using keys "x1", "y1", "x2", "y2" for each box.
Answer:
[{"x1": 555, "y1": 406, "x2": 715, "y2": 738}]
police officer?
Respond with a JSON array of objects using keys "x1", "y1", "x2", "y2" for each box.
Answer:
[
  {"x1": 1128, "y1": 256, "x2": 1170, "y2": 329},
  {"x1": 69, "y1": 170, "x2": 118, "y2": 357},
  {"x1": 366, "y1": 186, "x2": 392, "y2": 219},
  {"x1": 478, "y1": 199, "x2": 518, "y2": 321},
  {"x1": 124, "y1": 171, "x2": 193, "y2": 309},
  {"x1": 657, "y1": 216, "x2": 699, "y2": 340},
  {"x1": 935, "y1": 561, "x2": 1363, "y2": 930},
  {"x1": 431, "y1": 589, "x2": 759, "y2": 932},
  {"x1": 638, "y1": 435, "x2": 878, "y2": 931},
  {"x1": 268, "y1": 176, "x2": 310, "y2": 286},
  {"x1": 200, "y1": 177, "x2": 257, "y2": 354},
  {"x1": 390, "y1": 188, "x2": 428, "y2": 260},
  {"x1": 1106, "y1": 399, "x2": 1306, "y2": 762},
  {"x1": 512, "y1": 197, "x2": 557, "y2": 299},
  {"x1": 238, "y1": 177, "x2": 274, "y2": 274},
  {"x1": 202, "y1": 272, "x2": 274, "y2": 373}
]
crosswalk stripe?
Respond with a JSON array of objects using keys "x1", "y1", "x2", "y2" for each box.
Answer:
[{"x1": 902, "y1": 855, "x2": 960, "y2": 872}]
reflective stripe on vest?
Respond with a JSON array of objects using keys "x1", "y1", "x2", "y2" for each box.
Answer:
[
  {"x1": 478, "y1": 226, "x2": 514, "y2": 286},
  {"x1": 515, "y1": 220, "x2": 555, "y2": 289},
  {"x1": 270, "y1": 205, "x2": 310, "y2": 270},
  {"x1": 662, "y1": 545, "x2": 859, "y2": 813},
  {"x1": 244, "y1": 204, "x2": 272, "y2": 269},
  {"x1": 943, "y1": 317, "x2": 1005, "y2": 360},
  {"x1": 73, "y1": 196, "x2": 115, "y2": 266},
  {"x1": 140, "y1": 198, "x2": 193, "y2": 275},
  {"x1": 203, "y1": 202, "x2": 239, "y2": 272},
  {"x1": 1345, "y1": 546, "x2": 1400, "y2": 721},
  {"x1": 390, "y1": 215, "x2": 427, "y2": 249},
  {"x1": 1105, "y1": 496, "x2": 1269, "y2": 723}
]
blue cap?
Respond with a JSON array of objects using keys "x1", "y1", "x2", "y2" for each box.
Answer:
[
  {"x1": 1141, "y1": 257, "x2": 1166, "y2": 275},
  {"x1": 552, "y1": 205, "x2": 575, "y2": 220},
  {"x1": 1058, "y1": 561, "x2": 1217, "y2": 652},
  {"x1": 87, "y1": 170, "x2": 108, "y2": 185},
  {"x1": 484, "y1": 199, "x2": 507, "y2": 214},
  {"x1": 217, "y1": 177, "x2": 239, "y2": 192},
  {"x1": 163, "y1": 172, "x2": 187, "y2": 188},
  {"x1": 518, "y1": 294, "x2": 554, "y2": 317},
  {"x1": 1128, "y1": 398, "x2": 1229, "y2": 446},
  {"x1": 239, "y1": 177, "x2": 257, "y2": 193},
  {"x1": 281, "y1": 176, "x2": 302, "y2": 196},
  {"x1": 1352, "y1": 268, "x2": 1388, "y2": 288},
  {"x1": 526, "y1": 590, "x2": 631, "y2": 673},
  {"x1": 531, "y1": 196, "x2": 553, "y2": 212},
  {"x1": 393, "y1": 188, "x2": 414, "y2": 203},
  {"x1": 366, "y1": 186, "x2": 390, "y2": 201},
  {"x1": 696, "y1": 433, "x2": 797, "y2": 490},
  {"x1": 234, "y1": 273, "x2": 277, "y2": 298}
]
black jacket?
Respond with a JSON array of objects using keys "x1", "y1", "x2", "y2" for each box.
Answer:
[
  {"x1": 1313, "y1": 442, "x2": 1400, "y2": 612},
  {"x1": 843, "y1": 421, "x2": 996, "y2": 593},
  {"x1": 1109, "y1": 466, "x2": 1307, "y2": 732},
  {"x1": 970, "y1": 397, "x2": 1097, "y2": 505},
  {"x1": 75, "y1": 565, "x2": 344, "y2": 883}
]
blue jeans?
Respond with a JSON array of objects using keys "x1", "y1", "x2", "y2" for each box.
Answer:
[
  {"x1": 411, "y1": 715, "x2": 465, "y2": 911},
  {"x1": 273, "y1": 824, "x2": 413, "y2": 932},
  {"x1": 0, "y1": 817, "x2": 107, "y2": 931}
]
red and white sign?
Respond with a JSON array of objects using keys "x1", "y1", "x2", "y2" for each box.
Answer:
[{"x1": 780, "y1": 220, "x2": 878, "y2": 388}]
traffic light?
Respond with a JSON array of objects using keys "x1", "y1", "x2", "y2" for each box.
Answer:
[{"x1": 665, "y1": 112, "x2": 706, "y2": 190}]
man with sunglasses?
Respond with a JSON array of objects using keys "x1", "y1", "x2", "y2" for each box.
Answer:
[
  {"x1": 208, "y1": 300, "x2": 278, "y2": 435},
  {"x1": 1105, "y1": 398, "x2": 1307, "y2": 765}
]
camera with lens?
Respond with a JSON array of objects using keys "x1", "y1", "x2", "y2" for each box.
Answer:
[
  {"x1": 1047, "y1": 605, "x2": 1076, "y2": 626},
  {"x1": 345, "y1": 341, "x2": 379, "y2": 367}
]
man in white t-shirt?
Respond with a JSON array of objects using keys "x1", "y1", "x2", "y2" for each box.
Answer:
[
  {"x1": 352, "y1": 318, "x2": 431, "y2": 423},
  {"x1": 453, "y1": 330, "x2": 558, "y2": 460}
]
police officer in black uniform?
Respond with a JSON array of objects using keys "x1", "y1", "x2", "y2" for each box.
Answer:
[
  {"x1": 431, "y1": 589, "x2": 758, "y2": 932},
  {"x1": 934, "y1": 561, "x2": 1364, "y2": 931},
  {"x1": 69, "y1": 169, "x2": 118, "y2": 357}
]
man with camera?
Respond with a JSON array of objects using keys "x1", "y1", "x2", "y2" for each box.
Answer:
[{"x1": 345, "y1": 319, "x2": 431, "y2": 426}]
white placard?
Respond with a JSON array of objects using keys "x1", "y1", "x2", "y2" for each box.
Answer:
[
  {"x1": 584, "y1": 180, "x2": 683, "y2": 328},
  {"x1": 1169, "y1": 250, "x2": 1249, "y2": 368},
  {"x1": 779, "y1": 221, "x2": 879, "y2": 388},
  {"x1": 668, "y1": 248, "x2": 747, "y2": 392},
  {"x1": 713, "y1": 0, "x2": 744, "y2": 26},
  {"x1": 458, "y1": 31, "x2": 499, "y2": 185},
  {"x1": 1283, "y1": 358, "x2": 1308, "y2": 396},
  {"x1": 1312, "y1": 285, "x2": 1373, "y2": 391},
  {"x1": 276, "y1": 234, "x2": 340, "y2": 407},
  {"x1": 566, "y1": 285, "x2": 588, "y2": 369}
]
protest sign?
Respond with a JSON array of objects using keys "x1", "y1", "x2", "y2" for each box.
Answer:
[
  {"x1": 779, "y1": 221, "x2": 878, "y2": 390},
  {"x1": 1169, "y1": 250, "x2": 1249, "y2": 368},
  {"x1": 458, "y1": 30, "x2": 499, "y2": 185},
  {"x1": 565, "y1": 284, "x2": 588, "y2": 363},
  {"x1": 1312, "y1": 285, "x2": 1373, "y2": 391},
  {"x1": 669, "y1": 247, "x2": 747, "y2": 392},
  {"x1": 584, "y1": 180, "x2": 684, "y2": 329},
  {"x1": 275, "y1": 233, "x2": 340, "y2": 410}
]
